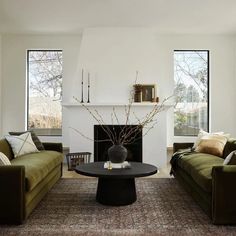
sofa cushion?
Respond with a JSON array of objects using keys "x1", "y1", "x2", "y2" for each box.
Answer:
[
  {"x1": 193, "y1": 130, "x2": 224, "y2": 149},
  {"x1": 11, "y1": 151, "x2": 63, "y2": 192},
  {"x1": 9, "y1": 131, "x2": 45, "y2": 151},
  {"x1": 5, "y1": 132, "x2": 39, "y2": 157},
  {"x1": 223, "y1": 138, "x2": 236, "y2": 159},
  {"x1": 178, "y1": 153, "x2": 223, "y2": 192},
  {"x1": 195, "y1": 134, "x2": 228, "y2": 157}
]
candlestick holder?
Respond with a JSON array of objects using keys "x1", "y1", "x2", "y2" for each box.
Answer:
[
  {"x1": 87, "y1": 84, "x2": 90, "y2": 103},
  {"x1": 87, "y1": 72, "x2": 90, "y2": 103},
  {"x1": 81, "y1": 82, "x2": 84, "y2": 103},
  {"x1": 81, "y1": 69, "x2": 84, "y2": 103}
]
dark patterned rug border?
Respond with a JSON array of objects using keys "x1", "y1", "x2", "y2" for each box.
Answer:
[{"x1": 1, "y1": 178, "x2": 236, "y2": 236}]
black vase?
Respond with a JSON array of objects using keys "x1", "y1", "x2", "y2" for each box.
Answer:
[{"x1": 108, "y1": 145, "x2": 128, "y2": 163}]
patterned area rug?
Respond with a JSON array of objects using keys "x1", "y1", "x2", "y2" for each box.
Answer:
[{"x1": 1, "y1": 178, "x2": 236, "y2": 236}]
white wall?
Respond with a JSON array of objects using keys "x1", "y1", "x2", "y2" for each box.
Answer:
[
  {"x1": 1, "y1": 35, "x2": 82, "y2": 143},
  {"x1": 71, "y1": 28, "x2": 173, "y2": 104},
  {"x1": 1, "y1": 30, "x2": 236, "y2": 147}
]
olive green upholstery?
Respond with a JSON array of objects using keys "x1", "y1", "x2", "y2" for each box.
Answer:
[
  {"x1": 0, "y1": 139, "x2": 63, "y2": 224},
  {"x1": 11, "y1": 151, "x2": 63, "y2": 192},
  {"x1": 178, "y1": 153, "x2": 223, "y2": 193},
  {"x1": 0, "y1": 139, "x2": 14, "y2": 160},
  {"x1": 172, "y1": 140, "x2": 236, "y2": 224}
]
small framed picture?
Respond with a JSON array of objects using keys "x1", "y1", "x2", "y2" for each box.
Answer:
[{"x1": 141, "y1": 84, "x2": 156, "y2": 102}]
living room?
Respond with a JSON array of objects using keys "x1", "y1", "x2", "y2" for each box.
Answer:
[{"x1": 1, "y1": 0, "x2": 236, "y2": 235}]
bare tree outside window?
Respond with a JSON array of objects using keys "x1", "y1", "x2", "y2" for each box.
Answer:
[
  {"x1": 174, "y1": 50, "x2": 209, "y2": 136},
  {"x1": 27, "y1": 50, "x2": 63, "y2": 136}
]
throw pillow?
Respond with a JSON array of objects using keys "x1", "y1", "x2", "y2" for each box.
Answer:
[
  {"x1": 223, "y1": 150, "x2": 236, "y2": 165},
  {"x1": 195, "y1": 134, "x2": 228, "y2": 157},
  {"x1": 9, "y1": 131, "x2": 45, "y2": 150},
  {"x1": 193, "y1": 130, "x2": 224, "y2": 149},
  {"x1": 5, "y1": 132, "x2": 39, "y2": 157},
  {"x1": 0, "y1": 152, "x2": 11, "y2": 165}
]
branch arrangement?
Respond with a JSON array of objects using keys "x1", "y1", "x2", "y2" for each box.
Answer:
[{"x1": 72, "y1": 91, "x2": 171, "y2": 145}]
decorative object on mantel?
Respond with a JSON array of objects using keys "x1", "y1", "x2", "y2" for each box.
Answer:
[
  {"x1": 133, "y1": 84, "x2": 142, "y2": 102},
  {"x1": 133, "y1": 71, "x2": 142, "y2": 102},
  {"x1": 80, "y1": 69, "x2": 91, "y2": 103},
  {"x1": 72, "y1": 72, "x2": 172, "y2": 163},
  {"x1": 133, "y1": 84, "x2": 157, "y2": 103},
  {"x1": 141, "y1": 84, "x2": 156, "y2": 102},
  {"x1": 87, "y1": 72, "x2": 90, "y2": 103},
  {"x1": 133, "y1": 72, "x2": 157, "y2": 103},
  {"x1": 81, "y1": 69, "x2": 84, "y2": 103}
]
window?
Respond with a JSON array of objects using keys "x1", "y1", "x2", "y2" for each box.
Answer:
[
  {"x1": 174, "y1": 50, "x2": 209, "y2": 136},
  {"x1": 27, "y1": 50, "x2": 63, "y2": 136}
]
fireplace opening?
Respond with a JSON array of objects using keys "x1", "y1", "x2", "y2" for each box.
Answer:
[{"x1": 94, "y1": 125, "x2": 142, "y2": 162}]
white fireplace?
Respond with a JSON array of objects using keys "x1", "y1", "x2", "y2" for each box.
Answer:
[{"x1": 63, "y1": 103, "x2": 171, "y2": 168}]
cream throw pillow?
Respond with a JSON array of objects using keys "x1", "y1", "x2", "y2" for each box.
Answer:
[
  {"x1": 0, "y1": 152, "x2": 11, "y2": 165},
  {"x1": 5, "y1": 132, "x2": 39, "y2": 157},
  {"x1": 195, "y1": 134, "x2": 228, "y2": 157},
  {"x1": 193, "y1": 130, "x2": 224, "y2": 149}
]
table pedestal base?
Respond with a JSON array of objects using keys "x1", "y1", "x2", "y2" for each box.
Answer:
[{"x1": 96, "y1": 178, "x2": 136, "y2": 206}]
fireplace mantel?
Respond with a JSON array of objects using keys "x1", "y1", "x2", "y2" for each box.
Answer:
[
  {"x1": 63, "y1": 102, "x2": 171, "y2": 167},
  {"x1": 62, "y1": 102, "x2": 172, "y2": 108}
]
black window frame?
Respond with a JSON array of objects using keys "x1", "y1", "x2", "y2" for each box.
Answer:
[
  {"x1": 26, "y1": 49, "x2": 63, "y2": 136},
  {"x1": 174, "y1": 50, "x2": 210, "y2": 136}
]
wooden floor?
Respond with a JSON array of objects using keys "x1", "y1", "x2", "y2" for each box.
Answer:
[{"x1": 62, "y1": 149, "x2": 173, "y2": 179}]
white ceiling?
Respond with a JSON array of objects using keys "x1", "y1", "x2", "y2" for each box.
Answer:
[{"x1": 0, "y1": 0, "x2": 236, "y2": 35}]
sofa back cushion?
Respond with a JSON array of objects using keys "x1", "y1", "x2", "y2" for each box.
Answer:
[
  {"x1": 0, "y1": 139, "x2": 14, "y2": 160},
  {"x1": 223, "y1": 138, "x2": 236, "y2": 159},
  {"x1": 9, "y1": 131, "x2": 45, "y2": 151},
  {"x1": 195, "y1": 134, "x2": 228, "y2": 157},
  {"x1": 5, "y1": 132, "x2": 39, "y2": 157}
]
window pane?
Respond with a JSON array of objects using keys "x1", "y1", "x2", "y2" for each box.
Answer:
[
  {"x1": 28, "y1": 50, "x2": 63, "y2": 136},
  {"x1": 174, "y1": 51, "x2": 209, "y2": 136}
]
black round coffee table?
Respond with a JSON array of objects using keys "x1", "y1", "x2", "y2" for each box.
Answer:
[{"x1": 75, "y1": 162, "x2": 157, "y2": 206}]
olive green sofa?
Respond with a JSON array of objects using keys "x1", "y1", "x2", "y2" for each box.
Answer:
[
  {"x1": 0, "y1": 138, "x2": 63, "y2": 224},
  {"x1": 171, "y1": 139, "x2": 236, "y2": 225}
]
